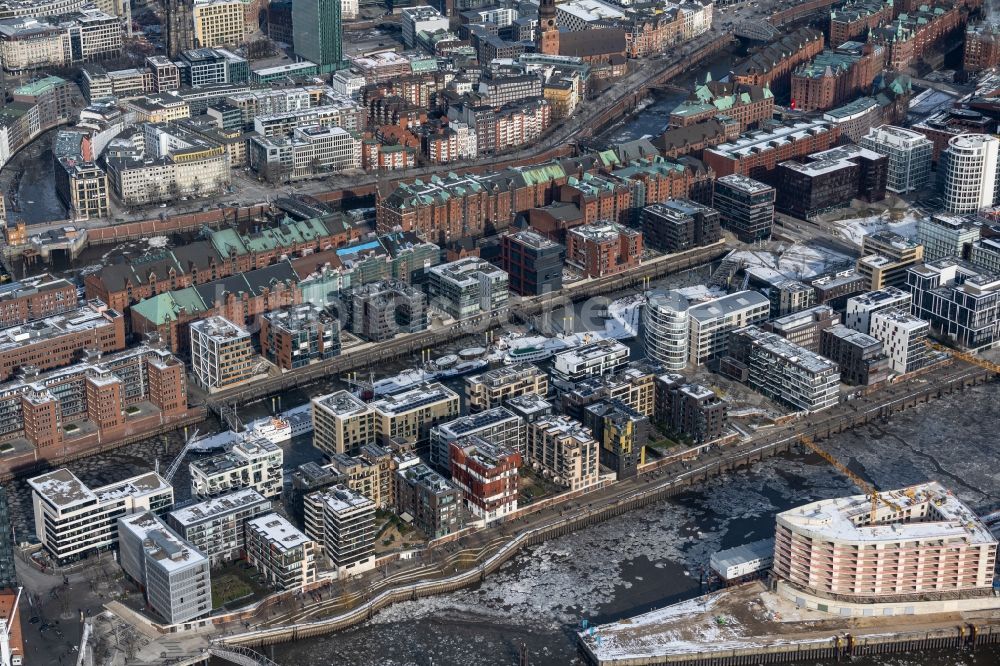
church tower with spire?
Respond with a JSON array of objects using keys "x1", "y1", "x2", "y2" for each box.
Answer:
[{"x1": 538, "y1": 0, "x2": 560, "y2": 55}]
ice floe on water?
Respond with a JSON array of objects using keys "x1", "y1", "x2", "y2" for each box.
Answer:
[{"x1": 273, "y1": 385, "x2": 1000, "y2": 665}]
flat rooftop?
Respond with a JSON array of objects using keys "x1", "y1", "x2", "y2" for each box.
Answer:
[
  {"x1": 505, "y1": 393, "x2": 552, "y2": 414},
  {"x1": 535, "y1": 415, "x2": 595, "y2": 445},
  {"x1": 428, "y1": 257, "x2": 506, "y2": 285},
  {"x1": 467, "y1": 362, "x2": 544, "y2": 387},
  {"x1": 689, "y1": 290, "x2": 769, "y2": 322},
  {"x1": 120, "y1": 512, "x2": 207, "y2": 573},
  {"x1": 321, "y1": 485, "x2": 374, "y2": 514},
  {"x1": 28, "y1": 468, "x2": 170, "y2": 510},
  {"x1": 372, "y1": 382, "x2": 457, "y2": 415},
  {"x1": 554, "y1": 339, "x2": 629, "y2": 365},
  {"x1": 824, "y1": 323, "x2": 881, "y2": 348},
  {"x1": 738, "y1": 326, "x2": 839, "y2": 374},
  {"x1": 715, "y1": 174, "x2": 773, "y2": 194},
  {"x1": 168, "y1": 488, "x2": 270, "y2": 527},
  {"x1": 435, "y1": 407, "x2": 519, "y2": 437},
  {"x1": 246, "y1": 513, "x2": 312, "y2": 551},
  {"x1": 399, "y1": 462, "x2": 454, "y2": 494},
  {"x1": 314, "y1": 390, "x2": 371, "y2": 417},
  {"x1": 710, "y1": 537, "x2": 775, "y2": 574},
  {"x1": 778, "y1": 481, "x2": 996, "y2": 545},
  {"x1": 190, "y1": 316, "x2": 249, "y2": 341},
  {"x1": 0, "y1": 301, "x2": 118, "y2": 352},
  {"x1": 848, "y1": 287, "x2": 910, "y2": 307}
]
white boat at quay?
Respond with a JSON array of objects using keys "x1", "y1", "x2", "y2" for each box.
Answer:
[
  {"x1": 498, "y1": 293, "x2": 645, "y2": 364},
  {"x1": 189, "y1": 403, "x2": 314, "y2": 453}
]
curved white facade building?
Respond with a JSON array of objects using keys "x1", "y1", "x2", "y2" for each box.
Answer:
[
  {"x1": 773, "y1": 481, "x2": 997, "y2": 602},
  {"x1": 643, "y1": 290, "x2": 689, "y2": 370},
  {"x1": 942, "y1": 134, "x2": 999, "y2": 214}
]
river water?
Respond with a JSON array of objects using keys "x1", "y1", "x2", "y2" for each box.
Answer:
[{"x1": 262, "y1": 382, "x2": 1000, "y2": 666}]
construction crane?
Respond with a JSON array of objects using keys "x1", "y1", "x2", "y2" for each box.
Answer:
[
  {"x1": 926, "y1": 340, "x2": 1000, "y2": 374},
  {"x1": 799, "y1": 436, "x2": 902, "y2": 524}
]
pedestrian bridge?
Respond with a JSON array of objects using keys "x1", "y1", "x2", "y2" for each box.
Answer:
[
  {"x1": 209, "y1": 645, "x2": 281, "y2": 666},
  {"x1": 733, "y1": 20, "x2": 780, "y2": 41}
]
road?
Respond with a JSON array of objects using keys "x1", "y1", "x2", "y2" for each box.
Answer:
[{"x1": 198, "y1": 243, "x2": 728, "y2": 410}]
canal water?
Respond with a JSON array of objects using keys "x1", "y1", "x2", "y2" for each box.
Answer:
[
  {"x1": 594, "y1": 48, "x2": 752, "y2": 147},
  {"x1": 2, "y1": 131, "x2": 67, "y2": 226}
]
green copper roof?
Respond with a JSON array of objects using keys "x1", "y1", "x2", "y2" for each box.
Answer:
[
  {"x1": 598, "y1": 149, "x2": 620, "y2": 167},
  {"x1": 208, "y1": 227, "x2": 248, "y2": 257},
  {"x1": 13, "y1": 75, "x2": 65, "y2": 96},
  {"x1": 671, "y1": 101, "x2": 715, "y2": 116},
  {"x1": 520, "y1": 163, "x2": 566, "y2": 185},
  {"x1": 131, "y1": 289, "x2": 207, "y2": 326}
]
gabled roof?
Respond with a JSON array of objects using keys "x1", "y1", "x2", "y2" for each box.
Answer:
[
  {"x1": 207, "y1": 227, "x2": 248, "y2": 257},
  {"x1": 172, "y1": 241, "x2": 222, "y2": 272},
  {"x1": 131, "y1": 289, "x2": 207, "y2": 326}
]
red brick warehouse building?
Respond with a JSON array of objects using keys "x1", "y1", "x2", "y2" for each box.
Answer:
[
  {"x1": 566, "y1": 221, "x2": 643, "y2": 278},
  {"x1": 702, "y1": 120, "x2": 842, "y2": 182}
]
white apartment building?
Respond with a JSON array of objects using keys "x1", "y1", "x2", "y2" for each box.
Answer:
[
  {"x1": 401, "y1": 6, "x2": 448, "y2": 48},
  {"x1": 253, "y1": 101, "x2": 364, "y2": 137},
  {"x1": 244, "y1": 513, "x2": 317, "y2": 590},
  {"x1": 916, "y1": 214, "x2": 981, "y2": 262},
  {"x1": 117, "y1": 512, "x2": 212, "y2": 624},
  {"x1": 166, "y1": 488, "x2": 272, "y2": 565},
  {"x1": 341, "y1": 0, "x2": 358, "y2": 20},
  {"x1": 189, "y1": 316, "x2": 254, "y2": 392},
  {"x1": 859, "y1": 125, "x2": 932, "y2": 194},
  {"x1": 688, "y1": 290, "x2": 770, "y2": 365},
  {"x1": 526, "y1": 415, "x2": 599, "y2": 491},
  {"x1": 28, "y1": 468, "x2": 174, "y2": 563},
  {"x1": 844, "y1": 287, "x2": 911, "y2": 334},
  {"x1": 249, "y1": 126, "x2": 362, "y2": 179},
  {"x1": 428, "y1": 406, "x2": 525, "y2": 469},
  {"x1": 551, "y1": 339, "x2": 630, "y2": 384},
  {"x1": 331, "y1": 70, "x2": 366, "y2": 99},
  {"x1": 869, "y1": 310, "x2": 929, "y2": 374},
  {"x1": 319, "y1": 485, "x2": 376, "y2": 576},
  {"x1": 643, "y1": 290, "x2": 690, "y2": 370},
  {"x1": 942, "y1": 134, "x2": 999, "y2": 214},
  {"x1": 189, "y1": 438, "x2": 284, "y2": 499},
  {"x1": 428, "y1": 258, "x2": 509, "y2": 320}
]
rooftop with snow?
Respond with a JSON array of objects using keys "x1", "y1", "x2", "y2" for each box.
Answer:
[{"x1": 777, "y1": 481, "x2": 995, "y2": 546}]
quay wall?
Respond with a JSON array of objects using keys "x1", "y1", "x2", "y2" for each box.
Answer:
[{"x1": 579, "y1": 620, "x2": 1000, "y2": 666}]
